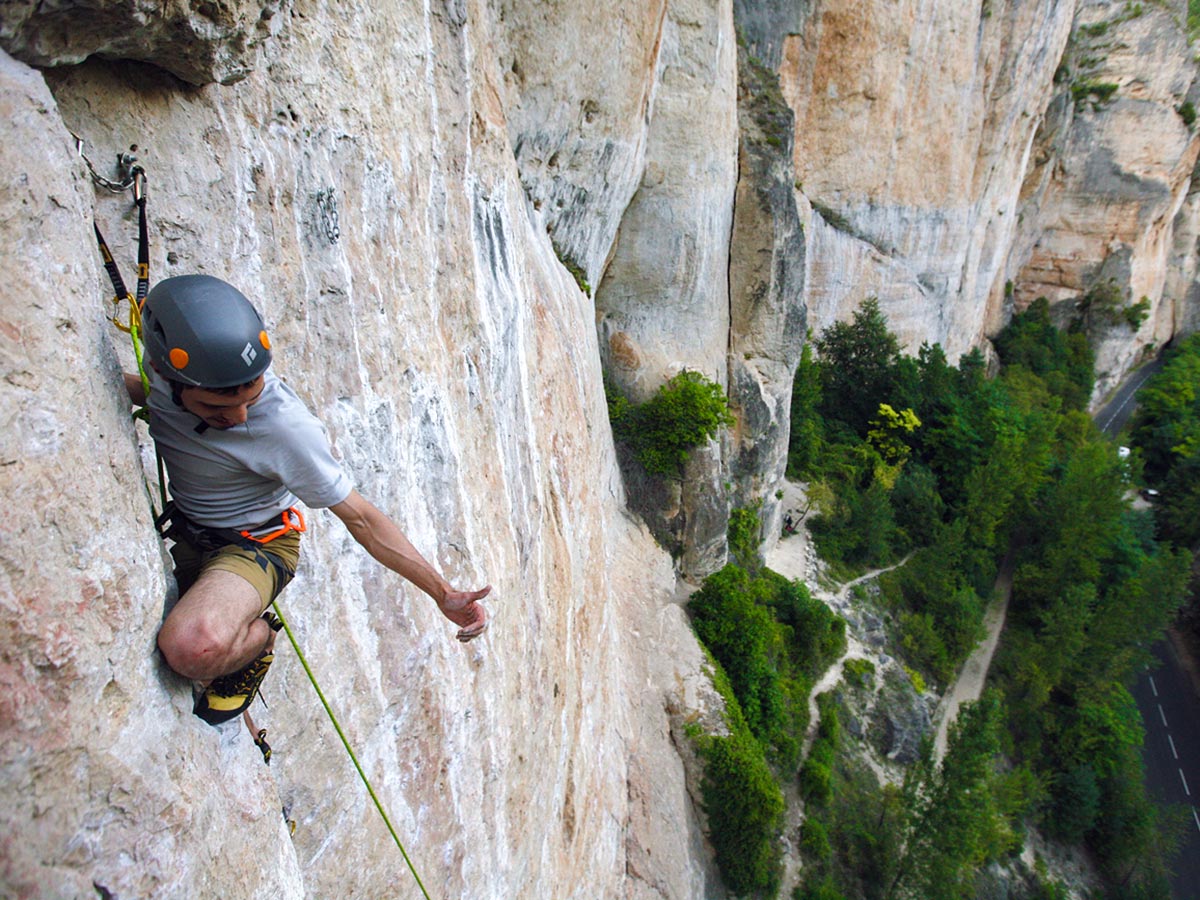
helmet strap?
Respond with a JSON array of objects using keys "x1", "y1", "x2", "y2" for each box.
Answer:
[{"x1": 167, "y1": 379, "x2": 211, "y2": 434}]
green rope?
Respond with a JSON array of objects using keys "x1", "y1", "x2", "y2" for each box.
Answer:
[
  {"x1": 270, "y1": 601, "x2": 432, "y2": 900},
  {"x1": 129, "y1": 314, "x2": 151, "y2": 401}
]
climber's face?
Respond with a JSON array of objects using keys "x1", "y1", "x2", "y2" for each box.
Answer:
[{"x1": 179, "y1": 377, "x2": 266, "y2": 429}]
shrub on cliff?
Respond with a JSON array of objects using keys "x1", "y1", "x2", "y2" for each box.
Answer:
[
  {"x1": 607, "y1": 370, "x2": 734, "y2": 477},
  {"x1": 687, "y1": 556, "x2": 849, "y2": 896},
  {"x1": 692, "y1": 657, "x2": 785, "y2": 896},
  {"x1": 689, "y1": 563, "x2": 846, "y2": 768},
  {"x1": 700, "y1": 729, "x2": 784, "y2": 896},
  {"x1": 689, "y1": 564, "x2": 802, "y2": 767}
]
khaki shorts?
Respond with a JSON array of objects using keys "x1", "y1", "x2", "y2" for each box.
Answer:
[{"x1": 170, "y1": 530, "x2": 302, "y2": 613}]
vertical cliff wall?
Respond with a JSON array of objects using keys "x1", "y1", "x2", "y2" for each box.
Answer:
[
  {"x1": 5, "y1": 0, "x2": 1200, "y2": 896},
  {"x1": 760, "y1": 0, "x2": 1199, "y2": 400},
  {"x1": 0, "y1": 1, "x2": 731, "y2": 897},
  {"x1": 1011, "y1": 0, "x2": 1200, "y2": 398}
]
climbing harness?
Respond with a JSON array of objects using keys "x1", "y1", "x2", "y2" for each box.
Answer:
[
  {"x1": 81, "y1": 136, "x2": 432, "y2": 897},
  {"x1": 240, "y1": 507, "x2": 306, "y2": 545}
]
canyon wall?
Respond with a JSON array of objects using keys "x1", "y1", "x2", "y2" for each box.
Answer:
[
  {"x1": 2, "y1": 0, "x2": 1198, "y2": 897},
  {"x1": 0, "y1": 0, "x2": 731, "y2": 896},
  {"x1": 761, "y1": 0, "x2": 1199, "y2": 399}
]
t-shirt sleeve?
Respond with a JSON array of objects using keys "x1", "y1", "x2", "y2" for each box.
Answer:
[{"x1": 259, "y1": 413, "x2": 354, "y2": 510}]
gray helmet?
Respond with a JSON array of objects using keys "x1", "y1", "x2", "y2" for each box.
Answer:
[{"x1": 142, "y1": 275, "x2": 272, "y2": 388}]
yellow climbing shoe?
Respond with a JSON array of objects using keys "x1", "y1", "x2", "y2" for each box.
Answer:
[{"x1": 193, "y1": 648, "x2": 274, "y2": 726}]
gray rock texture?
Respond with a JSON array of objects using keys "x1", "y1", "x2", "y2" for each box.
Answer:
[
  {"x1": 0, "y1": 1, "x2": 726, "y2": 894},
  {"x1": 779, "y1": 0, "x2": 1199, "y2": 403},
  {"x1": 1012, "y1": 0, "x2": 1200, "y2": 399},
  {"x1": 0, "y1": 0, "x2": 283, "y2": 85},
  {"x1": 3, "y1": 0, "x2": 1200, "y2": 896}
]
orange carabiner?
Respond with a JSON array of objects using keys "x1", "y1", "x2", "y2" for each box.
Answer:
[{"x1": 241, "y1": 506, "x2": 307, "y2": 544}]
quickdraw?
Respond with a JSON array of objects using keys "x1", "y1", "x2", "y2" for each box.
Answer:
[
  {"x1": 79, "y1": 136, "x2": 166, "y2": 516},
  {"x1": 77, "y1": 136, "x2": 152, "y2": 401}
]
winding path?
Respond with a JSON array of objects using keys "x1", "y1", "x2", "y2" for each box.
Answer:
[
  {"x1": 931, "y1": 557, "x2": 1014, "y2": 762},
  {"x1": 766, "y1": 481, "x2": 914, "y2": 897}
]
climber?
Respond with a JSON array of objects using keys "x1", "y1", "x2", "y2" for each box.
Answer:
[{"x1": 126, "y1": 274, "x2": 489, "y2": 725}]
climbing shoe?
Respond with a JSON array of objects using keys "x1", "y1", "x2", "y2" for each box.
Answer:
[{"x1": 193, "y1": 648, "x2": 274, "y2": 726}]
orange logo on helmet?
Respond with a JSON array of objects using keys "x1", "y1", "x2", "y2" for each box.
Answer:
[
  {"x1": 259, "y1": 331, "x2": 271, "y2": 350},
  {"x1": 169, "y1": 348, "x2": 190, "y2": 370}
]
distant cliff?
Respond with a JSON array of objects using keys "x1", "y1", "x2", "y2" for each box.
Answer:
[
  {"x1": 1, "y1": 0, "x2": 1196, "y2": 897},
  {"x1": 751, "y1": 0, "x2": 1198, "y2": 403}
]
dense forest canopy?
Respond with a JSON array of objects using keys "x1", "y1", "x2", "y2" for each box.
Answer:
[{"x1": 679, "y1": 299, "x2": 1194, "y2": 898}]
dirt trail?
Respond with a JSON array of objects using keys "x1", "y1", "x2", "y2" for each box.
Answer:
[
  {"x1": 931, "y1": 558, "x2": 1014, "y2": 762},
  {"x1": 767, "y1": 481, "x2": 911, "y2": 897}
]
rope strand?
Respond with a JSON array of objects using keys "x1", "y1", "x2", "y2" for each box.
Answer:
[{"x1": 270, "y1": 602, "x2": 433, "y2": 900}]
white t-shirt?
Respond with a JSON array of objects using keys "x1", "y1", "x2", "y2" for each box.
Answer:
[{"x1": 147, "y1": 369, "x2": 353, "y2": 531}]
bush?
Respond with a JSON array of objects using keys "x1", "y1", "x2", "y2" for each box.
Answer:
[
  {"x1": 1044, "y1": 764, "x2": 1101, "y2": 841},
  {"x1": 611, "y1": 370, "x2": 734, "y2": 477},
  {"x1": 800, "y1": 754, "x2": 834, "y2": 807},
  {"x1": 729, "y1": 502, "x2": 763, "y2": 571},
  {"x1": 801, "y1": 701, "x2": 839, "y2": 808},
  {"x1": 794, "y1": 875, "x2": 845, "y2": 900},
  {"x1": 700, "y1": 731, "x2": 784, "y2": 896},
  {"x1": 1072, "y1": 80, "x2": 1119, "y2": 107},
  {"x1": 689, "y1": 565, "x2": 797, "y2": 763},
  {"x1": 899, "y1": 612, "x2": 951, "y2": 685},
  {"x1": 800, "y1": 819, "x2": 833, "y2": 860},
  {"x1": 843, "y1": 657, "x2": 876, "y2": 689},
  {"x1": 1124, "y1": 297, "x2": 1151, "y2": 330}
]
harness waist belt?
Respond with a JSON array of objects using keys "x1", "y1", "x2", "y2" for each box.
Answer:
[{"x1": 158, "y1": 502, "x2": 306, "y2": 552}]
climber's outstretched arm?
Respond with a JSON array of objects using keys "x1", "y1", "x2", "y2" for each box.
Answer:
[{"x1": 329, "y1": 489, "x2": 489, "y2": 642}]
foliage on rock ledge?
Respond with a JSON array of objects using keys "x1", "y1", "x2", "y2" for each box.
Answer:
[{"x1": 607, "y1": 370, "x2": 734, "y2": 478}]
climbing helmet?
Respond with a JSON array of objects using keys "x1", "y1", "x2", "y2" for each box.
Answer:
[{"x1": 141, "y1": 275, "x2": 273, "y2": 388}]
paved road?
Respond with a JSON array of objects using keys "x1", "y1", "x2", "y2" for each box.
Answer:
[
  {"x1": 1132, "y1": 641, "x2": 1200, "y2": 896},
  {"x1": 1097, "y1": 358, "x2": 1200, "y2": 897},
  {"x1": 1095, "y1": 357, "x2": 1164, "y2": 435}
]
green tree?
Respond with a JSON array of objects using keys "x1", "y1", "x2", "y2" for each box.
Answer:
[
  {"x1": 689, "y1": 566, "x2": 789, "y2": 754},
  {"x1": 1158, "y1": 450, "x2": 1200, "y2": 545},
  {"x1": 993, "y1": 297, "x2": 1094, "y2": 409},
  {"x1": 700, "y1": 730, "x2": 785, "y2": 896},
  {"x1": 888, "y1": 694, "x2": 1010, "y2": 900},
  {"x1": 790, "y1": 334, "x2": 825, "y2": 478},
  {"x1": 612, "y1": 370, "x2": 735, "y2": 477},
  {"x1": 1130, "y1": 334, "x2": 1200, "y2": 482},
  {"x1": 867, "y1": 403, "x2": 921, "y2": 488},
  {"x1": 728, "y1": 502, "x2": 764, "y2": 572},
  {"x1": 816, "y1": 298, "x2": 906, "y2": 435}
]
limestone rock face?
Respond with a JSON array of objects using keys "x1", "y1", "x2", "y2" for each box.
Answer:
[
  {"x1": 1011, "y1": 0, "x2": 1200, "y2": 399},
  {"x1": 0, "y1": 0, "x2": 282, "y2": 85},
  {"x1": 769, "y1": 0, "x2": 1199, "y2": 401},
  {"x1": 776, "y1": 0, "x2": 1078, "y2": 359},
  {"x1": 0, "y1": 0, "x2": 727, "y2": 894},
  {"x1": 726, "y1": 52, "x2": 806, "y2": 554},
  {"x1": 497, "y1": 0, "x2": 668, "y2": 289},
  {"x1": 5, "y1": 0, "x2": 1200, "y2": 896},
  {"x1": 591, "y1": 0, "x2": 743, "y2": 576}
]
